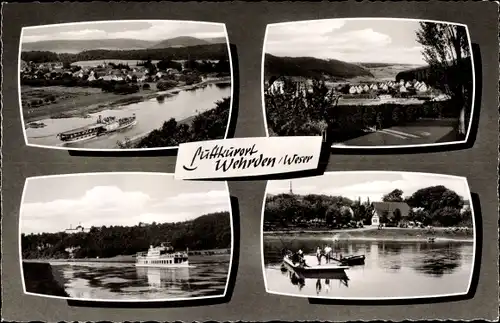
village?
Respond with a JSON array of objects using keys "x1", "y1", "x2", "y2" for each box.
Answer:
[
  {"x1": 268, "y1": 76, "x2": 451, "y2": 103},
  {"x1": 20, "y1": 58, "x2": 228, "y2": 88},
  {"x1": 263, "y1": 182, "x2": 473, "y2": 235}
]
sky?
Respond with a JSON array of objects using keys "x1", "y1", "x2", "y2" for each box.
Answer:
[
  {"x1": 266, "y1": 172, "x2": 471, "y2": 203},
  {"x1": 22, "y1": 20, "x2": 226, "y2": 43},
  {"x1": 265, "y1": 19, "x2": 441, "y2": 64},
  {"x1": 20, "y1": 174, "x2": 231, "y2": 234}
]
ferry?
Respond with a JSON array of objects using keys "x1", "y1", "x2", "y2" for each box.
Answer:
[
  {"x1": 135, "y1": 244, "x2": 189, "y2": 268},
  {"x1": 56, "y1": 114, "x2": 137, "y2": 143}
]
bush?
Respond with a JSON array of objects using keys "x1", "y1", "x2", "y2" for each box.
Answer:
[
  {"x1": 143, "y1": 83, "x2": 151, "y2": 90},
  {"x1": 156, "y1": 80, "x2": 178, "y2": 91}
]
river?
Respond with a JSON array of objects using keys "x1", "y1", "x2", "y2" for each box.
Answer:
[
  {"x1": 25, "y1": 82, "x2": 231, "y2": 149},
  {"x1": 263, "y1": 237, "x2": 474, "y2": 299},
  {"x1": 45, "y1": 255, "x2": 230, "y2": 300}
]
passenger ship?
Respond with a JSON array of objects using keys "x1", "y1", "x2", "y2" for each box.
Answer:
[
  {"x1": 57, "y1": 114, "x2": 137, "y2": 144},
  {"x1": 135, "y1": 244, "x2": 189, "y2": 267}
]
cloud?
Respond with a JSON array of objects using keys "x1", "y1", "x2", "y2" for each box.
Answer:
[
  {"x1": 266, "y1": 173, "x2": 470, "y2": 203},
  {"x1": 265, "y1": 19, "x2": 426, "y2": 64},
  {"x1": 22, "y1": 21, "x2": 226, "y2": 42},
  {"x1": 150, "y1": 190, "x2": 229, "y2": 209},
  {"x1": 21, "y1": 186, "x2": 230, "y2": 234}
]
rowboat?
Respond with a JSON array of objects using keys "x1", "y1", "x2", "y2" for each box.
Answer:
[
  {"x1": 283, "y1": 255, "x2": 349, "y2": 273},
  {"x1": 332, "y1": 255, "x2": 366, "y2": 266}
]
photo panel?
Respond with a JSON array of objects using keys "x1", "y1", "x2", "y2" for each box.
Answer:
[
  {"x1": 19, "y1": 173, "x2": 234, "y2": 302},
  {"x1": 19, "y1": 20, "x2": 234, "y2": 151},
  {"x1": 261, "y1": 172, "x2": 476, "y2": 300},
  {"x1": 262, "y1": 18, "x2": 475, "y2": 149}
]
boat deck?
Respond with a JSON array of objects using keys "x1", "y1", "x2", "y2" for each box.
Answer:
[
  {"x1": 283, "y1": 256, "x2": 349, "y2": 272},
  {"x1": 59, "y1": 123, "x2": 103, "y2": 135}
]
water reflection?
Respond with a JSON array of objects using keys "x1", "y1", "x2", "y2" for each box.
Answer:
[
  {"x1": 46, "y1": 256, "x2": 230, "y2": 300},
  {"x1": 412, "y1": 249, "x2": 461, "y2": 277},
  {"x1": 264, "y1": 238, "x2": 473, "y2": 298},
  {"x1": 136, "y1": 266, "x2": 190, "y2": 288}
]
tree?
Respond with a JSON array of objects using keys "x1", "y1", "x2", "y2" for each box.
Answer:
[
  {"x1": 406, "y1": 185, "x2": 463, "y2": 214},
  {"x1": 379, "y1": 210, "x2": 390, "y2": 224},
  {"x1": 393, "y1": 208, "x2": 402, "y2": 225},
  {"x1": 416, "y1": 22, "x2": 472, "y2": 129},
  {"x1": 382, "y1": 189, "x2": 404, "y2": 202},
  {"x1": 325, "y1": 205, "x2": 341, "y2": 227}
]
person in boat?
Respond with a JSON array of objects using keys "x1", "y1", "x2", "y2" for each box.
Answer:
[
  {"x1": 297, "y1": 249, "x2": 306, "y2": 267},
  {"x1": 324, "y1": 245, "x2": 332, "y2": 263}
]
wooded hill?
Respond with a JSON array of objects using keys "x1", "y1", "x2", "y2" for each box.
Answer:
[
  {"x1": 264, "y1": 54, "x2": 374, "y2": 80},
  {"x1": 21, "y1": 211, "x2": 232, "y2": 259},
  {"x1": 21, "y1": 36, "x2": 227, "y2": 53},
  {"x1": 21, "y1": 43, "x2": 229, "y2": 63}
]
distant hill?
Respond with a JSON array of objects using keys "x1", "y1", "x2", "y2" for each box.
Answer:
[
  {"x1": 21, "y1": 39, "x2": 157, "y2": 53},
  {"x1": 22, "y1": 36, "x2": 228, "y2": 53},
  {"x1": 21, "y1": 43, "x2": 230, "y2": 63},
  {"x1": 264, "y1": 54, "x2": 374, "y2": 80},
  {"x1": 205, "y1": 37, "x2": 228, "y2": 44},
  {"x1": 149, "y1": 36, "x2": 211, "y2": 49}
]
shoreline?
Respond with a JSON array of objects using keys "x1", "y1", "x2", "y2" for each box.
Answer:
[
  {"x1": 23, "y1": 77, "x2": 231, "y2": 125},
  {"x1": 23, "y1": 248, "x2": 231, "y2": 264},
  {"x1": 263, "y1": 227, "x2": 474, "y2": 242}
]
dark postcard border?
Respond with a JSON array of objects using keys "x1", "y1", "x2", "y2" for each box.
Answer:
[{"x1": 65, "y1": 196, "x2": 240, "y2": 308}]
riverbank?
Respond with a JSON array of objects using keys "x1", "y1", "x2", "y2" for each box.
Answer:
[
  {"x1": 23, "y1": 248, "x2": 231, "y2": 264},
  {"x1": 22, "y1": 262, "x2": 69, "y2": 297},
  {"x1": 23, "y1": 77, "x2": 231, "y2": 125},
  {"x1": 264, "y1": 227, "x2": 474, "y2": 242}
]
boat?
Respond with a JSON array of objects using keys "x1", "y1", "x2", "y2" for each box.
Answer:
[
  {"x1": 56, "y1": 114, "x2": 136, "y2": 143},
  {"x1": 283, "y1": 254, "x2": 349, "y2": 273},
  {"x1": 135, "y1": 243, "x2": 189, "y2": 267},
  {"x1": 332, "y1": 255, "x2": 366, "y2": 266}
]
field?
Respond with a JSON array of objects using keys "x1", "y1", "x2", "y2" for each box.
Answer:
[{"x1": 363, "y1": 64, "x2": 424, "y2": 81}]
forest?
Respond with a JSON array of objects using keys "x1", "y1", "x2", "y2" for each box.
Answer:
[
  {"x1": 264, "y1": 54, "x2": 373, "y2": 80},
  {"x1": 129, "y1": 96, "x2": 230, "y2": 148},
  {"x1": 20, "y1": 43, "x2": 230, "y2": 63},
  {"x1": 264, "y1": 185, "x2": 473, "y2": 231},
  {"x1": 21, "y1": 212, "x2": 231, "y2": 260}
]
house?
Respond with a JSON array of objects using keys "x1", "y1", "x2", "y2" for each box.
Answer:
[
  {"x1": 381, "y1": 83, "x2": 389, "y2": 91},
  {"x1": 371, "y1": 201, "x2": 411, "y2": 226},
  {"x1": 399, "y1": 85, "x2": 407, "y2": 93},
  {"x1": 363, "y1": 84, "x2": 370, "y2": 92},
  {"x1": 405, "y1": 81, "x2": 412, "y2": 89},
  {"x1": 370, "y1": 84, "x2": 378, "y2": 91},
  {"x1": 349, "y1": 86, "x2": 357, "y2": 94},
  {"x1": 166, "y1": 68, "x2": 180, "y2": 75},
  {"x1": 356, "y1": 85, "x2": 363, "y2": 94},
  {"x1": 416, "y1": 82, "x2": 428, "y2": 92},
  {"x1": 73, "y1": 70, "x2": 84, "y2": 78},
  {"x1": 64, "y1": 224, "x2": 90, "y2": 234},
  {"x1": 461, "y1": 200, "x2": 471, "y2": 214}
]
